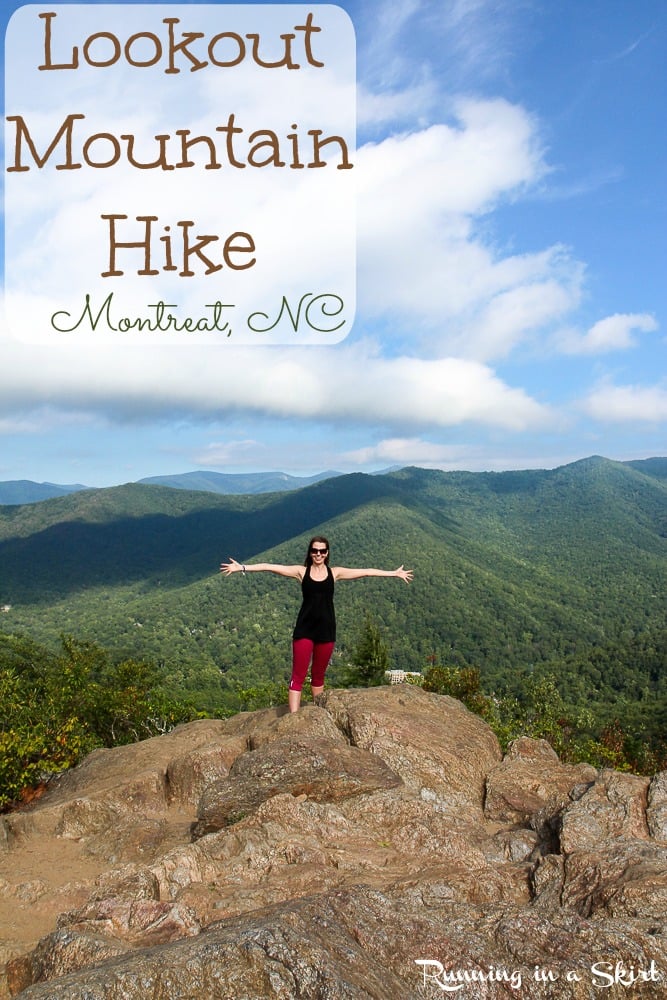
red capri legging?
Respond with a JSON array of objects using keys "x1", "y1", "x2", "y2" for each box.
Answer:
[{"x1": 289, "y1": 638, "x2": 335, "y2": 691}]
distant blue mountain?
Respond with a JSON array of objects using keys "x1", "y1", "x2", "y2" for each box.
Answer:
[
  {"x1": 137, "y1": 470, "x2": 342, "y2": 495},
  {"x1": 0, "y1": 481, "x2": 89, "y2": 506}
]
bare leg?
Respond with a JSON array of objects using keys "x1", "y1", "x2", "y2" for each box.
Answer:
[
  {"x1": 311, "y1": 684, "x2": 324, "y2": 703},
  {"x1": 288, "y1": 688, "x2": 302, "y2": 713}
]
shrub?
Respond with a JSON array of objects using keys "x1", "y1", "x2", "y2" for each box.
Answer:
[{"x1": 0, "y1": 633, "x2": 196, "y2": 810}]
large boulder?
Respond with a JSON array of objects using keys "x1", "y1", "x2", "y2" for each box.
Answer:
[
  {"x1": 559, "y1": 769, "x2": 652, "y2": 853},
  {"x1": 485, "y1": 736, "x2": 596, "y2": 826},
  {"x1": 192, "y1": 734, "x2": 403, "y2": 836},
  {"x1": 319, "y1": 684, "x2": 501, "y2": 817}
]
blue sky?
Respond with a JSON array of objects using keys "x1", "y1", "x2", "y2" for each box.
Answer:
[{"x1": 1, "y1": 0, "x2": 665, "y2": 486}]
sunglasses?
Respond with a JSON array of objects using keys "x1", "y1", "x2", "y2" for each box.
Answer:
[{"x1": 310, "y1": 547, "x2": 328, "y2": 555}]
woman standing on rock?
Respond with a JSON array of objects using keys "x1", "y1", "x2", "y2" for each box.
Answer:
[{"x1": 221, "y1": 536, "x2": 413, "y2": 712}]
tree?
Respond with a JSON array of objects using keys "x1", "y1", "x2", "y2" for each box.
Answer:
[
  {"x1": 422, "y1": 660, "x2": 493, "y2": 718},
  {"x1": 344, "y1": 615, "x2": 390, "y2": 687}
]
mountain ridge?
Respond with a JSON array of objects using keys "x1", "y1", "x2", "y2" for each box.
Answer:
[
  {"x1": 0, "y1": 480, "x2": 88, "y2": 505},
  {"x1": 137, "y1": 469, "x2": 343, "y2": 495},
  {"x1": 0, "y1": 470, "x2": 344, "y2": 505},
  {"x1": 1, "y1": 456, "x2": 665, "y2": 506}
]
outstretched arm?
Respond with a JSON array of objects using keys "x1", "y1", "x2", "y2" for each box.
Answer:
[
  {"x1": 333, "y1": 565, "x2": 413, "y2": 584},
  {"x1": 220, "y1": 557, "x2": 303, "y2": 580}
]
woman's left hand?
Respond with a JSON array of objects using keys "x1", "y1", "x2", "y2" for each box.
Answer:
[
  {"x1": 395, "y1": 565, "x2": 413, "y2": 584},
  {"x1": 220, "y1": 557, "x2": 242, "y2": 575}
]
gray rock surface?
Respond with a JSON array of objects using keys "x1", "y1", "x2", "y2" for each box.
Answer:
[{"x1": 1, "y1": 686, "x2": 665, "y2": 999}]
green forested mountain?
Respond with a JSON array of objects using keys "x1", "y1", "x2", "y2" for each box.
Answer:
[{"x1": 0, "y1": 456, "x2": 665, "y2": 740}]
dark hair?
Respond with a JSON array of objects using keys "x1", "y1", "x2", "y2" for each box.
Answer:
[{"x1": 304, "y1": 535, "x2": 330, "y2": 567}]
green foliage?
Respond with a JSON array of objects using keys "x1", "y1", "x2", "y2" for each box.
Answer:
[
  {"x1": 0, "y1": 664, "x2": 94, "y2": 808},
  {"x1": 422, "y1": 659, "x2": 493, "y2": 718},
  {"x1": 0, "y1": 633, "x2": 197, "y2": 810},
  {"x1": 423, "y1": 660, "x2": 667, "y2": 775},
  {"x1": 342, "y1": 615, "x2": 390, "y2": 687},
  {"x1": 492, "y1": 674, "x2": 597, "y2": 760},
  {"x1": 226, "y1": 680, "x2": 290, "y2": 714}
]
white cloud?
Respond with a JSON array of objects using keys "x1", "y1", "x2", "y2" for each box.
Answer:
[
  {"x1": 463, "y1": 272, "x2": 581, "y2": 361},
  {"x1": 354, "y1": 99, "x2": 589, "y2": 360},
  {"x1": 435, "y1": 0, "x2": 524, "y2": 82},
  {"x1": 355, "y1": 0, "x2": 424, "y2": 92},
  {"x1": 344, "y1": 437, "x2": 469, "y2": 466},
  {"x1": 0, "y1": 334, "x2": 552, "y2": 433},
  {"x1": 343, "y1": 439, "x2": 592, "y2": 473},
  {"x1": 558, "y1": 313, "x2": 658, "y2": 355},
  {"x1": 581, "y1": 382, "x2": 667, "y2": 423},
  {"x1": 356, "y1": 0, "x2": 523, "y2": 100},
  {"x1": 357, "y1": 80, "x2": 437, "y2": 130},
  {"x1": 0, "y1": 407, "x2": 99, "y2": 435},
  {"x1": 0, "y1": 416, "x2": 44, "y2": 434},
  {"x1": 0, "y1": 89, "x2": 582, "y2": 438},
  {"x1": 358, "y1": 99, "x2": 544, "y2": 219},
  {"x1": 192, "y1": 439, "x2": 265, "y2": 467}
]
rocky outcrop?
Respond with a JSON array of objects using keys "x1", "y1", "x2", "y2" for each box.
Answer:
[
  {"x1": 1, "y1": 685, "x2": 665, "y2": 998},
  {"x1": 192, "y1": 735, "x2": 403, "y2": 837}
]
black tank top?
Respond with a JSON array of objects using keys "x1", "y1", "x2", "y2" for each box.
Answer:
[{"x1": 292, "y1": 565, "x2": 336, "y2": 642}]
